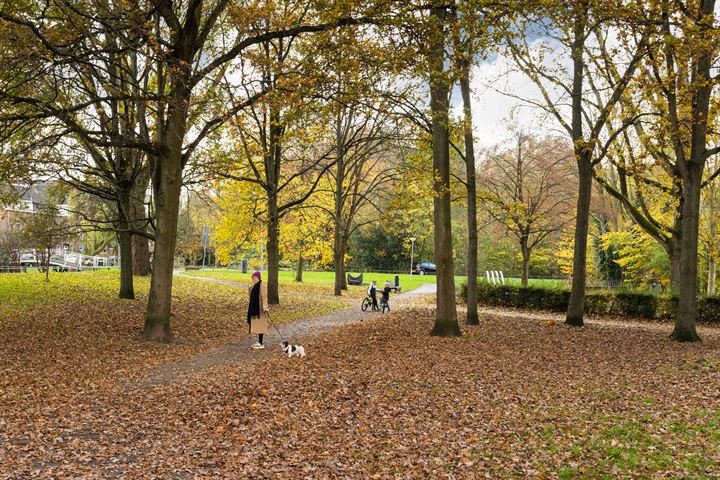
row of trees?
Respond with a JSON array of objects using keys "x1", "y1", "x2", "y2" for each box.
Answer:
[
  {"x1": 0, "y1": 0, "x2": 427, "y2": 342},
  {"x1": 2, "y1": 0, "x2": 718, "y2": 343},
  {"x1": 369, "y1": 0, "x2": 720, "y2": 341},
  {"x1": 509, "y1": 0, "x2": 719, "y2": 342}
]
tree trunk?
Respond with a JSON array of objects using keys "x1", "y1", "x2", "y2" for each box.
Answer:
[
  {"x1": 520, "y1": 237, "x2": 530, "y2": 288},
  {"x1": 132, "y1": 234, "x2": 151, "y2": 276},
  {"x1": 118, "y1": 230, "x2": 135, "y2": 299},
  {"x1": 118, "y1": 190, "x2": 135, "y2": 299},
  {"x1": 566, "y1": 156, "x2": 593, "y2": 326},
  {"x1": 706, "y1": 181, "x2": 717, "y2": 296},
  {"x1": 341, "y1": 238, "x2": 348, "y2": 290},
  {"x1": 333, "y1": 220, "x2": 343, "y2": 296},
  {"x1": 672, "y1": 168, "x2": 702, "y2": 342},
  {"x1": 266, "y1": 207, "x2": 280, "y2": 305},
  {"x1": 565, "y1": 10, "x2": 590, "y2": 328},
  {"x1": 460, "y1": 58, "x2": 479, "y2": 326},
  {"x1": 130, "y1": 206, "x2": 151, "y2": 277},
  {"x1": 265, "y1": 99, "x2": 282, "y2": 305},
  {"x1": 295, "y1": 252, "x2": 303, "y2": 282},
  {"x1": 707, "y1": 257, "x2": 716, "y2": 296},
  {"x1": 130, "y1": 169, "x2": 152, "y2": 275},
  {"x1": 333, "y1": 109, "x2": 346, "y2": 296},
  {"x1": 143, "y1": 21, "x2": 202, "y2": 341},
  {"x1": 144, "y1": 153, "x2": 182, "y2": 342},
  {"x1": 144, "y1": 84, "x2": 188, "y2": 342},
  {"x1": 336, "y1": 236, "x2": 348, "y2": 291},
  {"x1": 45, "y1": 245, "x2": 50, "y2": 283},
  {"x1": 428, "y1": 6, "x2": 460, "y2": 337}
]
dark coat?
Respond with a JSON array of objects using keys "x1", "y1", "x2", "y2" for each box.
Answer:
[{"x1": 247, "y1": 281, "x2": 268, "y2": 324}]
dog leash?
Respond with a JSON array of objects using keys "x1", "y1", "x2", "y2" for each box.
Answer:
[{"x1": 265, "y1": 311, "x2": 287, "y2": 342}]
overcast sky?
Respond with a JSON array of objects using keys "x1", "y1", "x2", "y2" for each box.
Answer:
[{"x1": 454, "y1": 40, "x2": 569, "y2": 150}]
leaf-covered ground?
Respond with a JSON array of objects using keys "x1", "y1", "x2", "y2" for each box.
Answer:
[
  {"x1": 0, "y1": 272, "x2": 347, "y2": 434},
  {"x1": 2, "y1": 272, "x2": 719, "y2": 478}
]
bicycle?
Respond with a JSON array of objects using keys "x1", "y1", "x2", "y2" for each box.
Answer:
[
  {"x1": 361, "y1": 295, "x2": 388, "y2": 313},
  {"x1": 378, "y1": 296, "x2": 390, "y2": 314},
  {"x1": 361, "y1": 295, "x2": 373, "y2": 311}
]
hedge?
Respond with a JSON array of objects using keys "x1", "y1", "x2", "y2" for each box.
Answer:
[{"x1": 459, "y1": 282, "x2": 720, "y2": 323}]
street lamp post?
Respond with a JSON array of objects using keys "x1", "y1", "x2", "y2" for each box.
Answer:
[{"x1": 409, "y1": 237, "x2": 417, "y2": 277}]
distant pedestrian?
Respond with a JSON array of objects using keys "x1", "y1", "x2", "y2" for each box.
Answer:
[{"x1": 247, "y1": 271, "x2": 269, "y2": 349}]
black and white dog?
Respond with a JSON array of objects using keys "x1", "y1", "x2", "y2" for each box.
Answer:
[{"x1": 282, "y1": 341, "x2": 306, "y2": 358}]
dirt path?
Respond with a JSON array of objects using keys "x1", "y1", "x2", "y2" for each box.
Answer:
[{"x1": 136, "y1": 280, "x2": 436, "y2": 388}]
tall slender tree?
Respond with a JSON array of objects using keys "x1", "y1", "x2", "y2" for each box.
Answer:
[
  {"x1": 451, "y1": 0, "x2": 512, "y2": 324},
  {"x1": 458, "y1": 56, "x2": 479, "y2": 324},
  {"x1": 507, "y1": 0, "x2": 653, "y2": 326},
  {"x1": 593, "y1": 0, "x2": 720, "y2": 340},
  {"x1": 642, "y1": 0, "x2": 718, "y2": 341},
  {"x1": 428, "y1": 5, "x2": 461, "y2": 336}
]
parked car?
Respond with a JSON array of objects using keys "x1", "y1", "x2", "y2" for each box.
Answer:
[
  {"x1": 414, "y1": 261, "x2": 437, "y2": 275},
  {"x1": 19, "y1": 254, "x2": 37, "y2": 267}
]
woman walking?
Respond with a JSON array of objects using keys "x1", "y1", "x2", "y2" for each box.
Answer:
[{"x1": 247, "y1": 271, "x2": 269, "y2": 349}]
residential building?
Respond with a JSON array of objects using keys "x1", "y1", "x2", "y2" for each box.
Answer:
[{"x1": 0, "y1": 181, "x2": 69, "y2": 231}]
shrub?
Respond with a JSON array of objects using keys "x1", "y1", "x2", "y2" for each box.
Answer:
[
  {"x1": 459, "y1": 282, "x2": 720, "y2": 323},
  {"x1": 655, "y1": 295, "x2": 677, "y2": 320},
  {"x1": 697, "y1": 296, "x2": 720, "y2": 323},
  {"x1": 611, "y1": 291, "x2": 657, "y2": 319},
  {"x1": 584, "y1": 291, "x2": 615, "y2": 316}
]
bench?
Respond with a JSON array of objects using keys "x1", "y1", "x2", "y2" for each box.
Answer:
[{"x1": 347, "y1": 273, "x2": 364, "y2": 286}]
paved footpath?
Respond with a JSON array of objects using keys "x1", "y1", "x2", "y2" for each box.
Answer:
[{"x1": 137, "y1": 278, "x2": 436, "y2": 388}]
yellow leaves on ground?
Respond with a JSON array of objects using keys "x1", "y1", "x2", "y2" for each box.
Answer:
[
  {"x1": 2, "y1": 302, "x2": 719, "y2": 477},
  {"x1": 0, "y1": 271, "x2": 347, "y2": 414},
  {"x1": 2, "y1": 271, "x2": 720, "y2": 477}
]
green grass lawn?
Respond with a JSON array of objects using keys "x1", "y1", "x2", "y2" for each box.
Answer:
[
  {"x1": 182, "y1": 268, "x2": 439, "y2": 292},
  {"x1": 181, "y1": 268, "x2": 569, "y2": 291},
  {"x1": 0, "y1": 269, "x2": 350, "y2": 312},
  {"x1": 0, "y1": 268, "x2": 430, "y2": 316},
  {"x1": 0, "y1": 269, "x2": 564, "y2": 314},
  {"x1": 0, "y1": 270, "x2": 132, "y2": 309}
]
